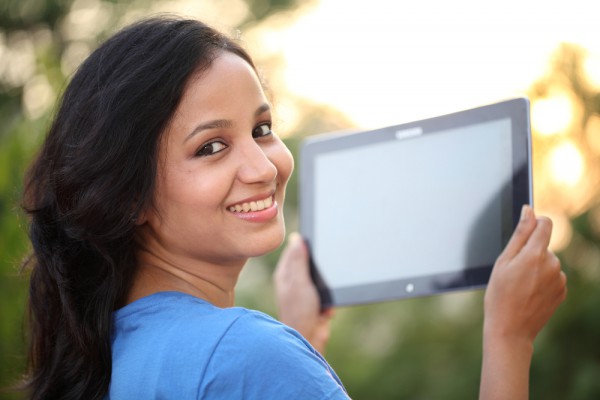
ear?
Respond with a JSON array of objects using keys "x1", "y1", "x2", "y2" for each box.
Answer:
[
  {"x1": 132, "y1": 200, "x2": 151, "y2": 226},
  {"x1": 134, "y1": 214, "x2": 147, "y2": 226}
]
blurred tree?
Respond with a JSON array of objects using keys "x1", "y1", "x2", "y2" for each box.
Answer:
[
  {"x1": 245, "y1": 0, "x2": 304, "y2": 23},
  {"x1": 526, "y1": 44, "x2": 600, "y2": 399},
  {"x1": 0, "y1": 0, "x2": 72, "y2": 30}
]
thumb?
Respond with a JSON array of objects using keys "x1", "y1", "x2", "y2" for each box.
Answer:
[
  {"x1": 284, "y1": 232, "x2": 307, "y2": 261},
  {"x1": 275, "y1": 232, "x2": 309, "y2": 280},
  {"x1": 496, "y1": 205, "x2": 537, "y2": 265}
]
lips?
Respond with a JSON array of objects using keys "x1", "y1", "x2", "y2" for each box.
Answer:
[{"x1": 228, "y1": 195, "x2": 274, "y2": 213}]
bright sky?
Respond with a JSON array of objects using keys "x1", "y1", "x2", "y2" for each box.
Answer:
[{"x1": 277, "y1": 0, "x2": 600, "y2": 128}]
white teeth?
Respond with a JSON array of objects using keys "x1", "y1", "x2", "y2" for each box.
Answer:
[{"x1": 229, "y1": 196, "x2": 274, "y2": 213}]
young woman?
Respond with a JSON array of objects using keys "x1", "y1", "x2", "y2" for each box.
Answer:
[{"x1": 22, "y1": 16, "x2": 566, "y2": 400}]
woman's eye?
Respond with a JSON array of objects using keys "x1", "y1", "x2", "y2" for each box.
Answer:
[
  {"x1": 252, "y1": 123, "x2": 273, "y2": 139},
  {"x1": 196, "y1": 141, "x2": 228, "y2": 157}
]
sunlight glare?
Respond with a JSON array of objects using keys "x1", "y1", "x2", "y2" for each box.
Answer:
[
  {"x1": 63, "y1": 0, "x2": 112, "y2": 41},
  {"x1": 548, "y1": 140, "x2": 584, "y2": 186},
  {"x1": 23, "y1": 74, "x2": 55, "y2": 120},
  {"x1": 585, "y1": 115, "x2": 600, "y2": 155},
  {"x1": 584, "y1": 51, "x2": 600, "y2": 90},
  {"x1": 2, "y1": 32, "x2": 36, "y2": 88},
  {"x1": 531, "y1": 94, "x2": 574, "y2": 136},
  {"x1": 538, "y1": 209, "x2": 572, "y2": 252}
]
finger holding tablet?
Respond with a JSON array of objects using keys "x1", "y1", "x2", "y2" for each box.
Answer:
[
  {"x1": 274, "y1": 233, "x2": 335, "y2": 354},
  {"x1": 484, "y1": 205, "x2": 567, "y2": 343},
  {"x1": 479, "y1": 205, "x2": 567, "y2": 400}
]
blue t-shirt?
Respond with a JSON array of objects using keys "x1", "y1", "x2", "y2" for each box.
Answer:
[{"x1": 108, "y1": 291, "x2": 348, "y2": 399}]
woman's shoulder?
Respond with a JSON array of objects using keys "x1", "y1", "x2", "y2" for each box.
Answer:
[
  {"x1": 202, "y1": 306, "x2": 348, "y2": 399},
  {"x1": 110, "y1": 291, "x2": 347, "y2": 399},
  {"x1": 112, "y1": 291, "x2": 299, "y2": 353},
  {"x1": 114, "y1": 291, "x2": 252, "y2": 327}
]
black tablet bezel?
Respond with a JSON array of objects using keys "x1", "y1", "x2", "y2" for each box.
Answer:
[{"x1": 299, "y1": 98, "x2": 532, "y2": 308}]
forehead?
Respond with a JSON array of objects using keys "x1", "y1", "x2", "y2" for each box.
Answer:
[{"x1": 176, "y1": 51, "x2": 265, "y2": 117}]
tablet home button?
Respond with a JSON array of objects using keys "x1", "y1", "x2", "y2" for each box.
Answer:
[{"x1": 405, "y1": 283, "x2": 415, "y2": 293}]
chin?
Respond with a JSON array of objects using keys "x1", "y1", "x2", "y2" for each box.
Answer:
[{"x1": 247, "y1": 227, "x2": 286, "y2": 258}]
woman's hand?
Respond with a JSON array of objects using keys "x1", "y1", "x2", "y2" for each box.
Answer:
[
  {"x1": 485, "y1": 205, "x2": 567, "y2": 343},
  {"x1": 274, "y1": 233, "x2": 335, "y2": 354},
  {"x1": 480, "y1": 205, "x2": 568, "y2": 400}
]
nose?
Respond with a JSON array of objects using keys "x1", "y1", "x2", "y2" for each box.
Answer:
[{"x1": 236, "y1": 140, "x2": 278, "y2": 184}]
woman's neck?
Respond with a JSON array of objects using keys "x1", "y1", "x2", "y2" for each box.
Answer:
[{"x1": 127, "y1": 245, "x2": 246, "y2": 308}]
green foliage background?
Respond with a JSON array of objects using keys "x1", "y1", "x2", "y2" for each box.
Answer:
[{"x1": 1, "y1": 1, "x2": 599, "y2": 399}]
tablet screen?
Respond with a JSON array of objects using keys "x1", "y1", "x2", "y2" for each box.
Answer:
[{"x1": 300, "y1": 98, "x2": 531, "y2": 306}]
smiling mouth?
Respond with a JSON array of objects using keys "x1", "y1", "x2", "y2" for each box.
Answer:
[{"x1": 228, "y1": 195, "x2": 274, "y2": 213}]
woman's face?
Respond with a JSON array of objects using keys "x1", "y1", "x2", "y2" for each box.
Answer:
[{"x1": 139, "y1": 51, "x2": 293, "y2": 265}]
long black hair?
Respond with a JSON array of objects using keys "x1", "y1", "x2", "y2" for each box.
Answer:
[{"x1": 22, "y1": 16, "x2": 255, "y2": 400}]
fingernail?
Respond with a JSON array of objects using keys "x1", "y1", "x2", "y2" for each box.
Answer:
[
  {"x1": 289, "y1": 232, "x2": 302, "y2": 244},
  {"x1": 520, "y1": 205, "x2": 531, "y2": 222},
  {"x1": 288, "y1": 232, "x2": 307, "y2": 253}
]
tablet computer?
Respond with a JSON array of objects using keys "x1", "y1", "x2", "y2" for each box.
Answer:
[{"x1": 299, "y1": 98, "x2": 532, "y2": 307}]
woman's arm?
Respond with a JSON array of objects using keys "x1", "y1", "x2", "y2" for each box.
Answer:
[
  {"x1": 480, "y1": 205, "x2": 567, "y2": 399},
  {"x1": 274, "y1": 233, "x2": 334, "y2": 354}
]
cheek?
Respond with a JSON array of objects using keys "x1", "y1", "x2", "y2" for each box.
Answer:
[
  {"x1": 270, "y1": 139, "x2": 294, "y2": 186},
  {"x1": 157, "y1": 167, "x2": 231, "y2": 213}
]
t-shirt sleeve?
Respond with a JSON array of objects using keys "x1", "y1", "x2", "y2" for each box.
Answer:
[{"x1": 198, "y1": 311, "x2": 349, "y2": 399}]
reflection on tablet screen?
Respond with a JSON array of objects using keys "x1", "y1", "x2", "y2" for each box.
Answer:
[{"x1": 314, "y1": 118, "x2": 513, "y2": 289}]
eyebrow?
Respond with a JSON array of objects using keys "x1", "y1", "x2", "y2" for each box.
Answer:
[{"x1": 184, "y1": 103, "x2": 271, "y2": 143}]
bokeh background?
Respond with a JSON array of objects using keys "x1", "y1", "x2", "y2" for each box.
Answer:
[{"x1": 1, "y1": 0, "x2": 599, "y2": 398}]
